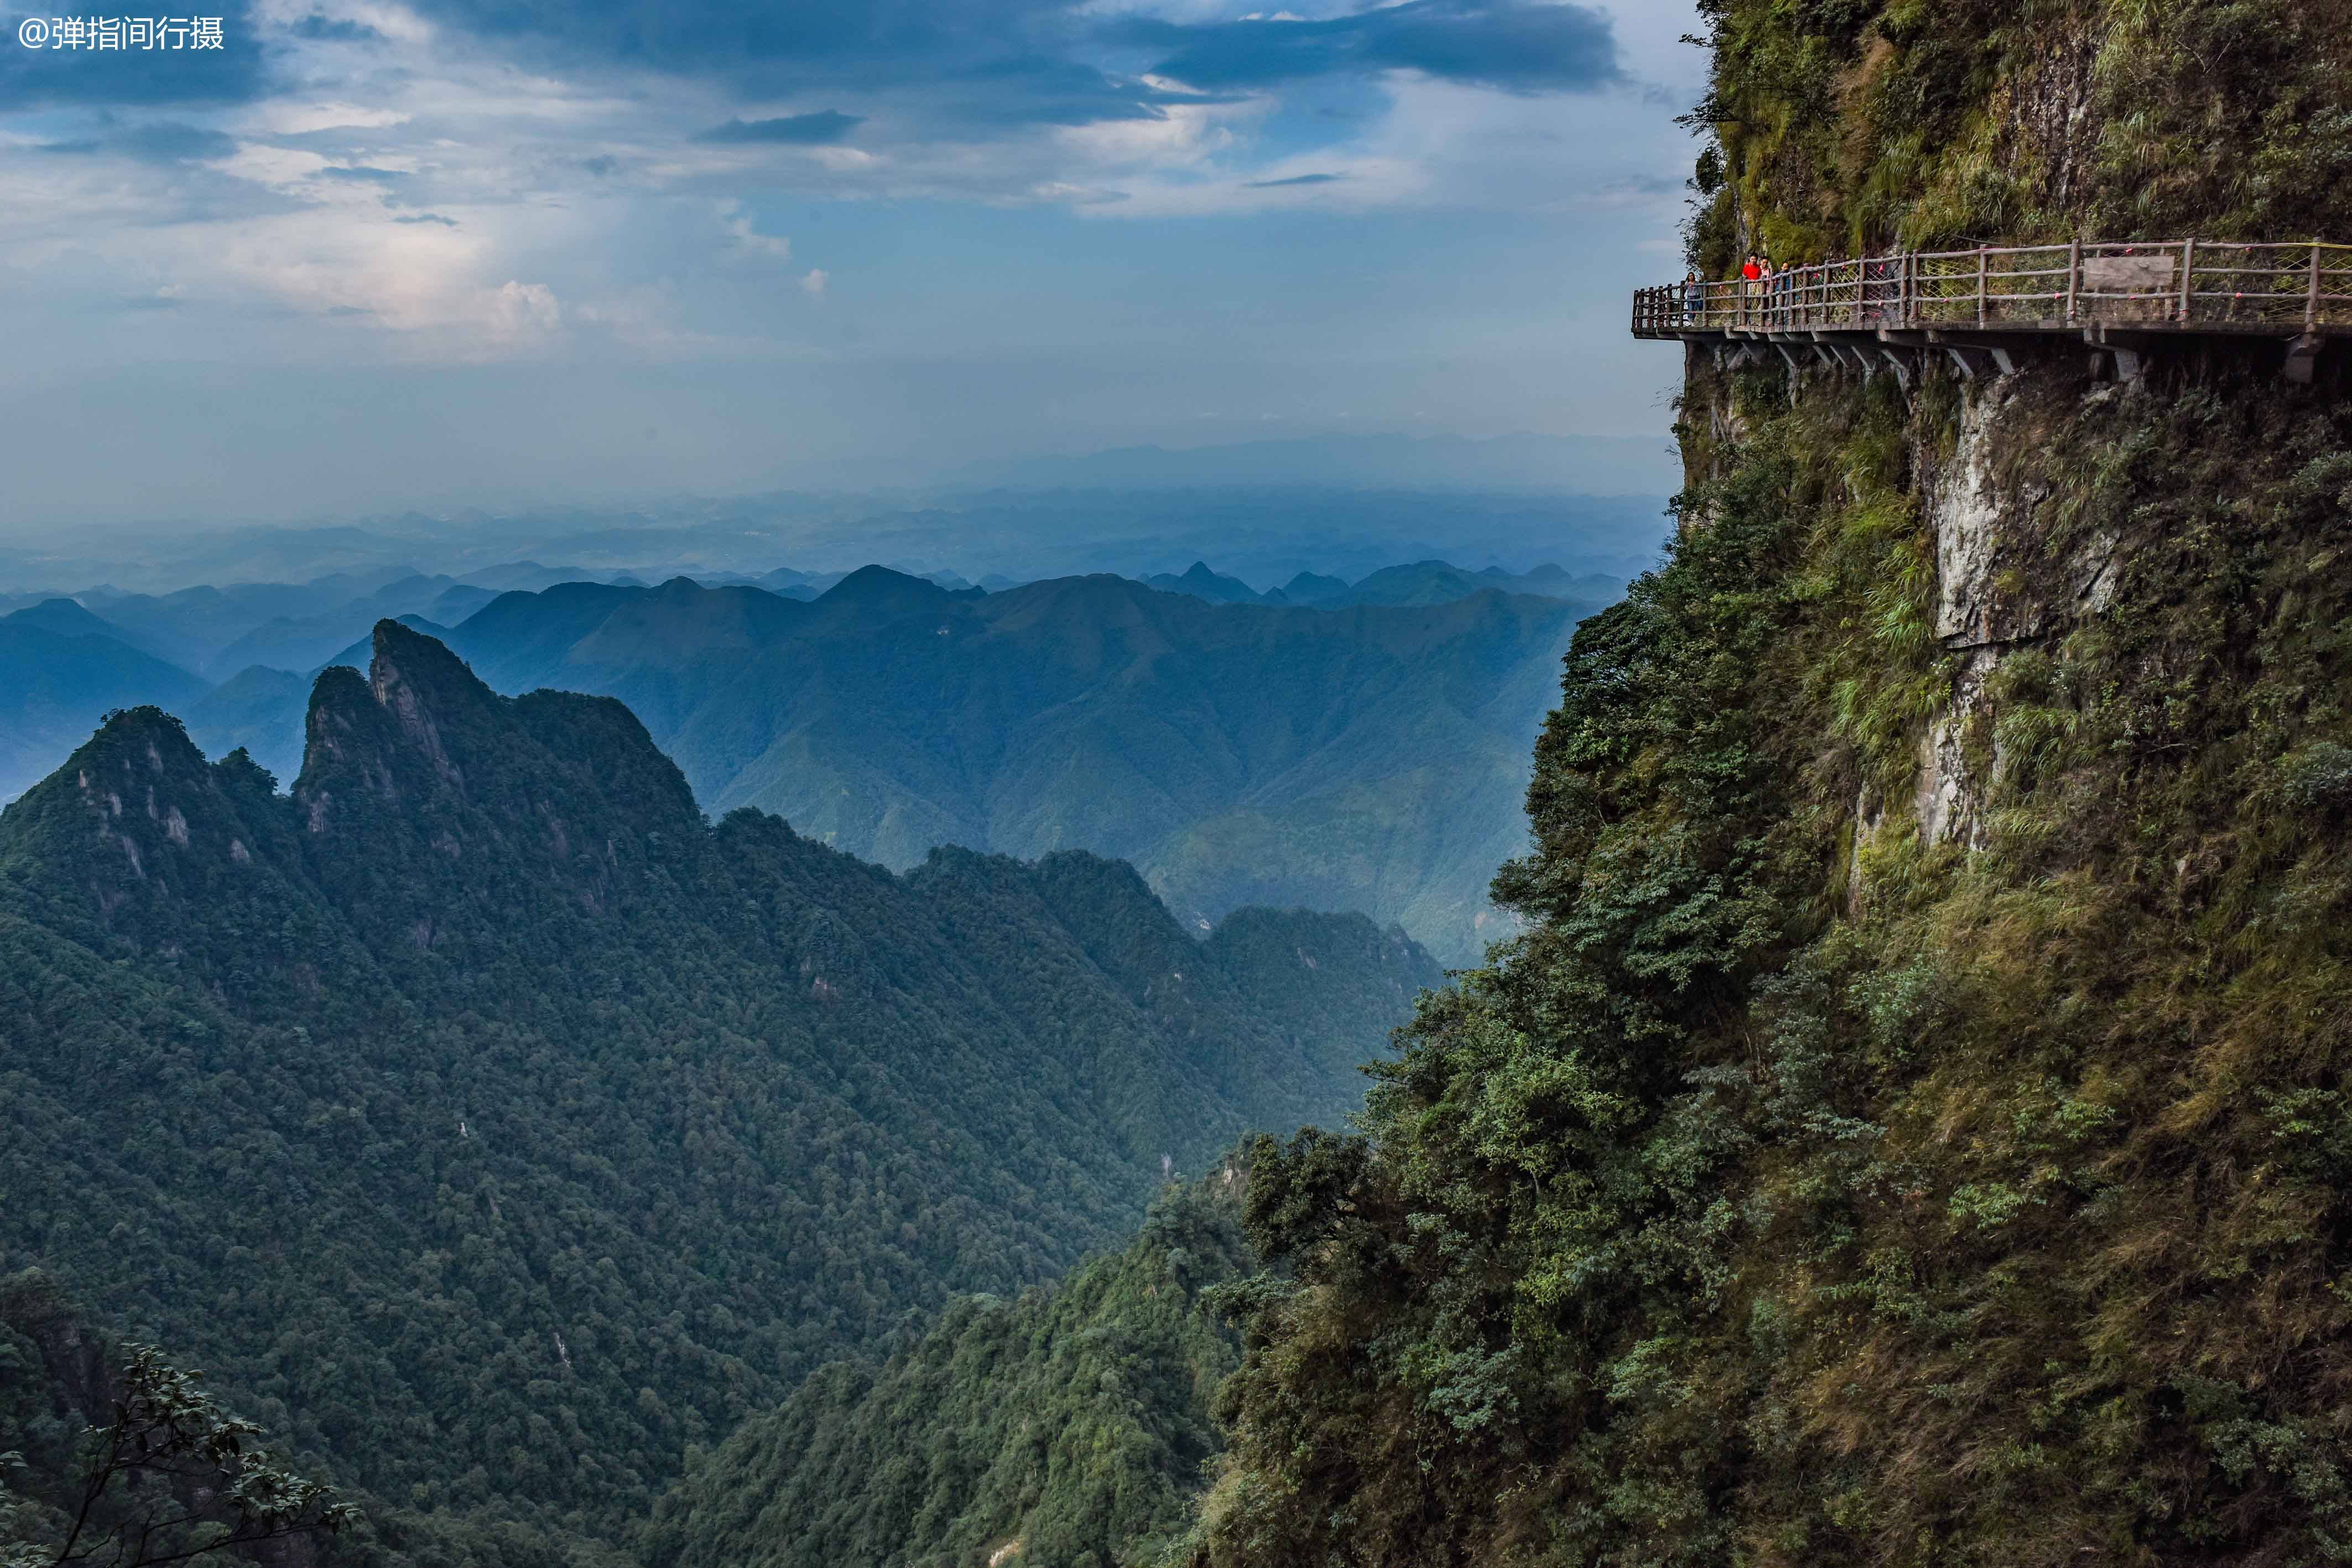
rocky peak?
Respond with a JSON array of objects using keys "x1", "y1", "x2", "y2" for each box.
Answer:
[
  {"x1": 292, "y1": 619, "x2": 700, "y2": 905},
  {"x1": 21, "y1": 706, "x2": 215, "y2": 862},
  {"x1": 367, "y1": 619, "x2": 483, "y2": 791},
  {"x1": 296, "y1": 622, "x2": 513, "y2": 814}
]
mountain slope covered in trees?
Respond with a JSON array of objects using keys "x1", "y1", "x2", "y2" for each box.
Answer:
[
  {"x1": 1174, "y1": 5, "x2": 2352, "y2": 1567},
  {"x1": 1, "y1": 1269, "x2": 365, "y2": 1568},
  {"x1": 639, "y1": 1173, "x2": 1253, "y2": 1568},
  {"x1": 0, "y1": 621, "x2": 1435, "y2": 1562}
]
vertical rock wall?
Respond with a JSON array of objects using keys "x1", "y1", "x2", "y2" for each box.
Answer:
[{"x1": 1683, "y1": 347, "x2": 2145, "y2": 856}]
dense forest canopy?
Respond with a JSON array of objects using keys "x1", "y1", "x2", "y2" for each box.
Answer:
[
  {"x1": 0, "y1": 621, "x2": 1437, "y2": 1565},
  {"x1": 639, "y1": 1174, "x2": 1255, "y2": 1568}
]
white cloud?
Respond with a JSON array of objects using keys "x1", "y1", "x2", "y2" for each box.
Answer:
[
  {"x1": 1053, "y1": 96, "x2": 1262, "y2": 169},
  {"x1": 246, "y1": 102, "x2": 415, "y2": 136},
  {"x1": 487, "y1": 279, "x2": 562, "y2": 335},
  {"x1": 248, "y1": 0, "x2": 436, "y2": 45},
  {"x1": 213, "y1": 144, "x2": 336, "y2": 192},
  {"x1": 798, "y1": 268, "x2": 828, "y2": 296},
  {"x1": 1026, "y1": 181, "x2": 1130, "y2": 206},
  {"x1": 716, "y1": 200, "x2": 792, "y2": 262}
]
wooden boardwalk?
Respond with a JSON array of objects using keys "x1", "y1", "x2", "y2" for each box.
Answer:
[{"x1": 1633, "y1": 239, "x2": 2352, "y2": 383}]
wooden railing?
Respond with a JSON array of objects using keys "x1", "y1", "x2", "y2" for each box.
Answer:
[{"x1": 1634, "y1": 239, "x2": 2352, "y2": 337}]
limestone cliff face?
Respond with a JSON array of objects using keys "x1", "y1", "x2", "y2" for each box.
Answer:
[
  {"x1": 1918, "y1": 376, "x2": 2127, "y2": 850},
  {"x1": 1681, "y1": 255, "x2": 2352, "y2": 872},
  {"x1": 1682, "y1": 0, "x2": 2352, "y2": 871}
]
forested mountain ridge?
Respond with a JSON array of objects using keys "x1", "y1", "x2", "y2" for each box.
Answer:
[
  {"x1": 0, "y1": 621, "x2": 1437, "y2": 1561},
  {"x1": 1142, "y1": 558, "x2": 1620, "y2": 610},
  {"x1": 638, "y1": 1173, "x2": 1253, "y2": 1568},
  {"x1": 1180, "y1": 4, "x2": 2352, "y2": 1566},
  {"x1": 319, "y1": 570, "x2": 1586, "y2": 963}
]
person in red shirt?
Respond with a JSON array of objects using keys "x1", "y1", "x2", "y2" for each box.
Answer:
[{"x1": 1741, "y1": 254, "x2": 1762, "y2": 322}]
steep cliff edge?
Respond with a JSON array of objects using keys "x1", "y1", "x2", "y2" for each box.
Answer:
[{"x1": 1187, "y1": 7, "x2": 2352, "y2": 1566}]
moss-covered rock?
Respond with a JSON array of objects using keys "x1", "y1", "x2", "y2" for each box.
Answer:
[{"x1": 1689, "y1": 0, "x2": 2352, "y2": 270}]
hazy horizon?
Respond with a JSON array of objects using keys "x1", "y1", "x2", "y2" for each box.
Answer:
[{"x1": 0, "y1": 473, "x2": 1675, "y2": 598}]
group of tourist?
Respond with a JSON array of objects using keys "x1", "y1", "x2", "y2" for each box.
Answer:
[
  {"x1": 1668, "y1": 249, "x2": 1908, "y2": 326},
  {"x1": 1675, "y1": 254, "x2": 1804, "y2": 323}
]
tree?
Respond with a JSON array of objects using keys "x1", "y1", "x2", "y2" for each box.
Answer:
[{"x1": 39, "y1": 1345, "x2": 352, "y2": 1568}]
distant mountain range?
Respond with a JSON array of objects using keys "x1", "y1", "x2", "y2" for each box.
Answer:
[
  {"x1": 16, "y1": 567, "x2": 639, "y2": 679},
  {"x1": 1143, "y1": 558, "x2": 1623, "y2": 609},
  {"x1": 0, "y1": 602, "x2": 211, "y2": 800},
  {"x1": 0, "y1": 472, "x2": 1671, "y2": 600},
  {"x1": 0, "y1": 561, "x2": 1606, "y2": 960},
  {"x1": 331, "y1": 570, "x2": 1593, "y2": 961}
]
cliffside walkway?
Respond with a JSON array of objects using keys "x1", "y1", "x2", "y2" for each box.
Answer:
[{"x1": 1632, "y1": 238, "x2": 2352, "y2": 383}]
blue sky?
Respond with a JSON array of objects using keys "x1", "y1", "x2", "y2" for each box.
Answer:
[{"x1": 0, "y1": 0, "x2": 1703, "y2": 524}]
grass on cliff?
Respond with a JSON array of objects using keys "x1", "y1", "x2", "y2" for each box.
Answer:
[{"x1": 1686, "y1": 0, "x2": 2352, "y2": 271}]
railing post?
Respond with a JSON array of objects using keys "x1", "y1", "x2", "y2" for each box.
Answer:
[
  {"x1": 1976, "y1": 247, "x2": 1987, "y2": 326},
  {"x1": 2065, "y1": 238, "x2": 2080, "y2": 323},
  {"x1": 2178, "y1": 238, "x2": 2194, "y2": 323},
  {"x1": 1900, "y1": 251, "x2": 1913, "y2": 325},
  {"x1": 2310, "y1": 238, "x2": 2323, "y2": 331}
]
